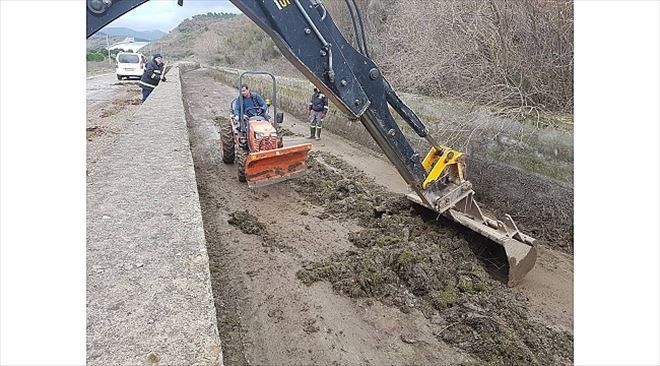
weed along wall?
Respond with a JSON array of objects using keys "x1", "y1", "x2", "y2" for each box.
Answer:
[{"x1": 205, "y1": 66, "x2": 574, "y2": 251}]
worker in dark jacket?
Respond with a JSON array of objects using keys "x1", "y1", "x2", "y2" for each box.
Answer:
[
  {"x1": 308, "y1": 87, "x2": 328, "y2": 140},
  {"x1": 139, "y1": 53, "x2": 166, "y2": 102}
]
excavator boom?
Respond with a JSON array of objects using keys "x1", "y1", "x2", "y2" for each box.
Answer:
[{"x1": 86, "y1": 0, "x2": 536, "y2": 285}]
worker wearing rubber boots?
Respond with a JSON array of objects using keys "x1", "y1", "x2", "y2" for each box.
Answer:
[
  {"x1": 139, "y1": 53, "x2": 166, "y2": 102},
  {"x1": 308, "y1": 87, "x2": 328, "y2": 140}
]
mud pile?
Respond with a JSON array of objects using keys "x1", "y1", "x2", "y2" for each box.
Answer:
[
  {"x1": 228, "y1": 210, "x2": 269, "y2": 240},
  {"x1": 291, "y1": 152, "x2": 572, "y2": 365},
  {"x1": 86, "y1": 126, "x2": 104, "y2": 140},
  {"x1": 279, "y1": 127, "x2": 296, "y2": 136},
  {"x1": 99, "y1": 91, "x2": 142, "y2": 118}
]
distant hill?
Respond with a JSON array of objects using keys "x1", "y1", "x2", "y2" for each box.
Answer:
[
  {"x1": 87, "y1": 34, "x2": 126, "y2": 51},
  {"x1": 147, "y1": 13, "x2": 243, "y2": 61},
  {"x1": 98, "y1": 27, "x2": 166, "y2": 41},
  {"x1": 147, "y1": 12, "x2": 301, "y2": 77}
]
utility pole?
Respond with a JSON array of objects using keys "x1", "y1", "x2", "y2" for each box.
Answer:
[{"x1": 106, "y1": 33, "x2": 111, "y2": 65}]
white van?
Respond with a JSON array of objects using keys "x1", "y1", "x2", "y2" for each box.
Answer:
[{"x1": 115, "y1": 52, "x2": 146, "y2": 80}]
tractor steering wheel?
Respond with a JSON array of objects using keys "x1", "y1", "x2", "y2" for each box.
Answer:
[
  {"x1": 243, "y1": 106, "x2": 261, "y2": 114},
  {"x1": 243, "y1": 106, "x2": 263, "y2": 117}
]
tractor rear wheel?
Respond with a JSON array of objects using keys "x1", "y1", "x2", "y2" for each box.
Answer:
[{"x1": 221, "y1": 121, "x2": 235, "y2": 164}]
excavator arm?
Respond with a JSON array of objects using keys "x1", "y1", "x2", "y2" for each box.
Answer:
[{"x1": 86, "y1": 0, "x2": 537, "y2": 286}]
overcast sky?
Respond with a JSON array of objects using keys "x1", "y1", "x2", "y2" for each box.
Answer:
[{"x1": 105, "y1": 0, "x2": 240, "y2": 32}]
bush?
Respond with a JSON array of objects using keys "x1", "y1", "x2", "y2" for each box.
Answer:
[
  {"x1": 86, "y1": 51, "x2": 105, "y2": 62},
  {"x1": 325, "y1": 0, "x2": 574, "y2": 114},
  {"x1": 221, "y1": 22, "x2": 281, "y2": 64}
]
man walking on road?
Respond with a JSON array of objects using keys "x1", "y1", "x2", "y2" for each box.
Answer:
[
  {"x1": 139, "y1": 53, "x2": 166, "y2": 102},
  {"x1": 308, "y1": 87, "x2": 328, "y2": 140}
]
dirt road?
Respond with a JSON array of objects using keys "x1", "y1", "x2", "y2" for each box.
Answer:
[
  {"x1": 87, "y1": 60, "x2": 116, "y2": 78},
  {"x1": 86, "y1": 75, "x2": 142, "y2": 165},
  {"x1": 181, "y1": 68, "x2": 573, "y2": 365}
]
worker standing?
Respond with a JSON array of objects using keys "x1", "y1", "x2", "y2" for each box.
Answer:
[
  {"x1": 307, "y1": 87, "x2": 328, "y2": 140},
  {"x1": 139, "y1": 53, "x2": 166, "y2": 102}
]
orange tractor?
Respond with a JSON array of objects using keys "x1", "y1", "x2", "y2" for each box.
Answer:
[{"x1": 221, "y1": 71, "x2": 312, "y2": 188}]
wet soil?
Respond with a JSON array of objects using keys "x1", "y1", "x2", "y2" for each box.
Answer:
[
  {"x1": 86, "y1": 126, "x2": 104, "y2": 141},
  {"x1": 228, "y1": 210, "x2": 270, "y2": 239},
  {"x1": 99, "y1": 94, "x2": 142, "y2": 118},
  {"x1": 182, "y1": 68, "x2": 573, "y2": 365},
  {"x1": 294, "y1": 152, "x2": 573, "y2": 365}
]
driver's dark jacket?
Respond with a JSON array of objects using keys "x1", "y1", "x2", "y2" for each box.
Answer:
[{"x1": 232, "y1": 92, "x2": 268, "y2": 117}]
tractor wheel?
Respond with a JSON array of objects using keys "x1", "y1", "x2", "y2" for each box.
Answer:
[
  {"x1": 221, "y1": 121, "x2": 235, "y2": 164},
  {"x1": 236, "y1": 147, "x2": 247, "y2": 183}
]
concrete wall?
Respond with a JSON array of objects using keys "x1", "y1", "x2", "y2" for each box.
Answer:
[{"x1": 86, "y1": 64, "x2": 222, "y2": 365}]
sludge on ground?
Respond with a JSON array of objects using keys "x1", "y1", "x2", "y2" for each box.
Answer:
[
  {"x1": 292, "y1": 152, "x2": 572, "y2": 365},
  {"x1": 228, "y1": 210, "x2": 269, "y2": 239}
]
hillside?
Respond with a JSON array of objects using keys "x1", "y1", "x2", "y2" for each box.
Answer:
[
  {"x1": 153, "y1": 1, "x2": 573, "y2": 115},
  {"x1": 149, "y1": 12, "x2": 302, "y2": 76},
  {"x1": 87, "y1": 34, "x2": 126, "y2": 51}
]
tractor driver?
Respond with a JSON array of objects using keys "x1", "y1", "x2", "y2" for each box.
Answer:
[{"x1": 232, "y1": 84, "x2": 269, "y2": 120}]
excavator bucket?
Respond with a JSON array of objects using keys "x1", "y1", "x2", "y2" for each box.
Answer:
[
  {"x1": 447, "y1": 193, "x2": 537, "y2": 286},
  {"x1": 245, "y1": 143, "x2": 312, "y2": 188},
  {"x1": 407, "y1": 145, "x2": 537, "y2": 286},
  {"x1": 407, "y1": 192, "x2": 537, "y2": 286}
]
